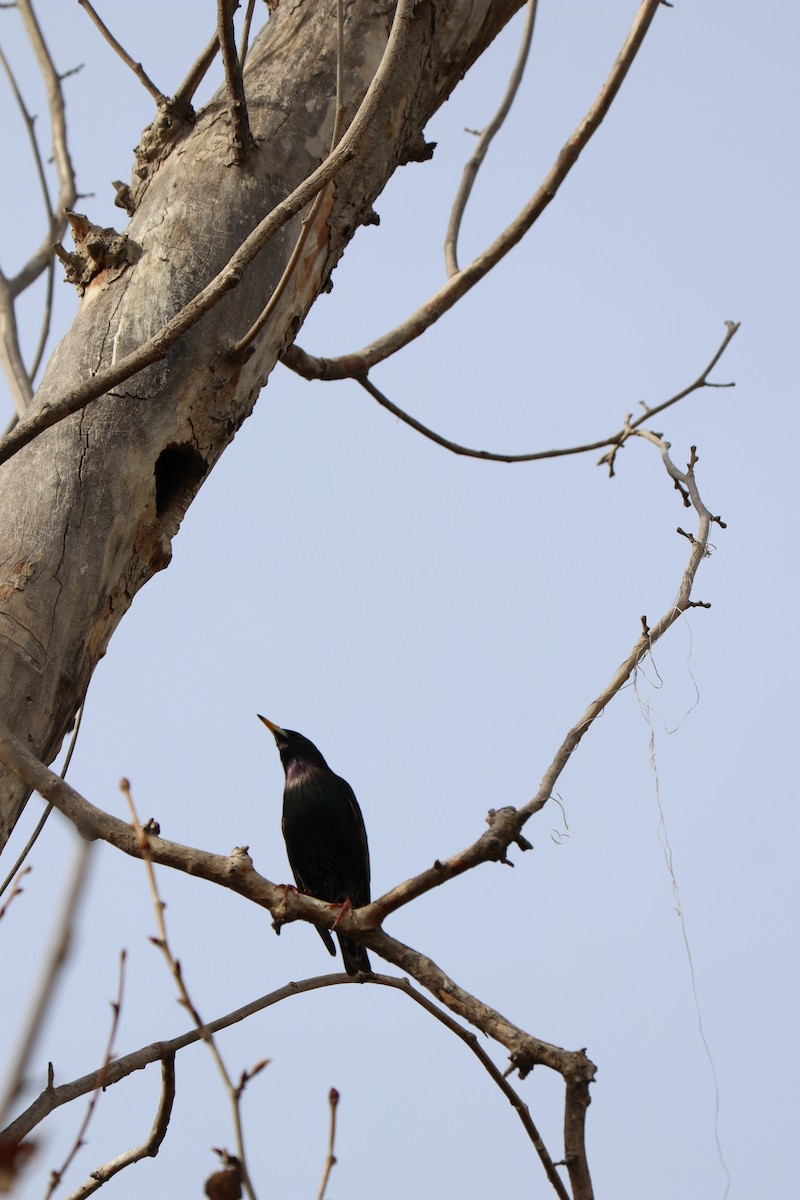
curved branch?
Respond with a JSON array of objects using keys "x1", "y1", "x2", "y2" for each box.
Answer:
[
  {"x1": 350, "y1": 322, "x2": 738, "y2": 466},
  {"x1": 3, "y1": 970, "x2": 575, "y2": 1200},
  {"x1": 63, "y1": 1054, "x2": 175, "y2": 1200},
  {"x1": 0, "y1": 0, "x2": 417, "y2": 470},
  {"x1": 282, "y1": 0, "x2": 664, "y2": 380},
  {"x1": 10, "y1": 0, "x2": 77, "y2": 295},
  {"x1": 444, "y1": 0, "x2": 539, "y2": 277}
]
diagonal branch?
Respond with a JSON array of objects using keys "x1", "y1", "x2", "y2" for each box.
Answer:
[
  {"x1": 170, "y1": 30, "x2": 220, "y2": 116},
  {"x1": 282, "y1": 0, "x2": 664, "y2": 380},
  {"x1": 62, "y1": 1054, "x2": 175, "y2": 1200},
  {"x1": 445, "y1": 0, "x2": 539, "y2": 277},
  {"x1": 76, "y1": 0, "x2": 167, "y2": 104}
]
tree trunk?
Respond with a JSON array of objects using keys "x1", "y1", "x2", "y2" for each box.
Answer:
[{"x1": 0, "y1": 0, "x2": 524, "y2": 849}]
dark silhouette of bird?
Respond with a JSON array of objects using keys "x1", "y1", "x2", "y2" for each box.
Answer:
[{"x1": 258, "y1": 715, "x2": 371, "y2": 976}]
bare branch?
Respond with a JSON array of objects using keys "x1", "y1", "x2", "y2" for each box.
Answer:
[
  {"x1": 171, "y1": 30, "x2": 220, "y2": 115},
  {"x1": 0, "y1": 43, "x2": 52, "y2": 411},
  {"x1": 121, "y1": 780, "x2": 259, "y2": 1200},
  {"x1": 282, "y1": 0, "x2": 664, "y2": 378},
  {"x1": 44, "y1": 949, "x2": 126, "y2": 1199},
  {"x1": 519, "y1": 433, "x2": 719, "y2": 831},
  {"x1": 0, "y1": 698, "x2": 86, "y2": 902},
  {"x1": 76, "y1": 0, "x2": 167, "y2": 104},
  {"x1": 331, "y1": 0, "x2": 346, "y2": 150},
  {"x1": 217, "y1": 0, "x2": 255, "y2": 158},
  {"x1": 376, "y1": 975, "x2": 571, "y2": 1200},
  {"x1": 238, "y1": 0, "x2": 258, "y2": 69},
  {"x1": 10, "y1": 0, "x2": 77, "y2": 294},
  {"x1": 315, "y1": 1088, "x2": 339, "y2": 1200},
  {"x1": 0, "y1": 839, "x2": 93, "y2": 1127},
  {"x1": 0, "y1": 865, "x2": 30, "y2": 922},
  {"x1": 445, "y1": 0, "x2": 538, "y2": 277},
  {"x1": 0, "y1": 273, "x2": 33, "y2": 416},
  {"x1": 62, "y1": 1054, "x2": 175, "y2": 1200},
  {"x1": 0, "y1": 0, "x2": 418, "y2": 469},
  {"x1": 345, "y1": 322, "x2": 739, "y2": 470}
]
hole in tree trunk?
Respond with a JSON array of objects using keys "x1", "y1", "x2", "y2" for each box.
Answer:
[{"x1": 154, "y1": 444, "x2": 207, "y2": 536}]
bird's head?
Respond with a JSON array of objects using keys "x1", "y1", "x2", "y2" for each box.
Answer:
[{"x1": 257, "y1": 715, "x2": 331, "y2": 779}]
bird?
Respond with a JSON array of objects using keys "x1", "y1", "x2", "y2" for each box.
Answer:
[{"x1": 258, "y1": 715, "x2": 372, "y2": 976}]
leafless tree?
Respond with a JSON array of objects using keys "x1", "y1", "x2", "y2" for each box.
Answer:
[{"x1": 0, "y1": 2, "x2": 735, "y2": 1197}]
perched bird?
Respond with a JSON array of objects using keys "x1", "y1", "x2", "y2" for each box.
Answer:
[{"x1": 258, "y1": 715, "x2": 371, "y2": 975}]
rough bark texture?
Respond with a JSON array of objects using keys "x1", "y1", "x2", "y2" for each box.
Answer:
[{"x1": 0, "y1": 0, "x2": 524, "y2": 849}]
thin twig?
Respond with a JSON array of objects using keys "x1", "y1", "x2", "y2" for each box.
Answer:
[
  {"x1": 0, "y1": 838, "x2": 93, "y2": 1126},
  {"x1": 238, "y1": 0, "x2": 257, "y2": 69},
  {"x1": 315, "y1": 1088, "x2": 339, "y2": 1200},
  {"x1": 76, "y1": 0, "x2": 166, "y2": 103},
  {"x1": 3, "y1": 976, "x2": 351, "y2": 1146},
  {"x1": 11, "y1": 0, "x2": 77, "y2": 294},
  {"x1": 0, "y1": 43, "x2": 51, "y2": 412},
  {"x1": 375, "y1": 975, "x2": 571, "y2": 1199},
  {"x1": 228, "y1": 0, "x2": 348, "y2": 358},
  {"x1": 0, "y1": 272, "x2": 33, "y2": 416},
  {"x1": 28, "y1": 255, "x2": 56, "y2": 381},
  {"x1": 597, "y1": 319, "x2": 740, "y2": 475},
  {"x1": 445, "y1": 0, "x2": 539, "y2": 277},
  {"x1": 171, "y1": 30, "x2": 220, "y2": 115},
  {"x1": 282, "y1": 0, "x2": 664, "y2": 379},
  {"x1": 0, "y1": 865, "x2": 30, "y2": 921},
  {"x1": 0, "y1": 0, "x2": 417, "y2": 470},
  {"x1": 217, "y1": 0, "x2": 255, "y2": 158},
  {"x1": 120, "y1": 781, "x2": 259, "y2": 1200},
  {"x1": 349, "y1": 322, "x2": 738, "y2": 467},
  {"x1": 62, "y1": 1054, "x2": 175, "y2": 1200},
  {"x1": 331, "y1": 0, "x2": 346, "y2": 150},
  {"x1": 44, "y1": 949, "x2": 126, "y2": 1199},
  {"x1": 0, "y1": 699, "x2": 87, "y2": 902}
]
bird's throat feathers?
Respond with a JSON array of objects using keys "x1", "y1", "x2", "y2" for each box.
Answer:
[{"x1": 283, "y1": 757, "x2": 328, "y2": 788}]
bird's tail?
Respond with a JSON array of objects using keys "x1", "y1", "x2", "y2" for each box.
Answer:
[{"x1": 337, "y1": 934, "x2": 371, "y2": 976}]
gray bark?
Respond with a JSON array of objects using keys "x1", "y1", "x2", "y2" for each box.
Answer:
[{"x1": 0, "y1": 0, "x2": 524, "y2": 850}]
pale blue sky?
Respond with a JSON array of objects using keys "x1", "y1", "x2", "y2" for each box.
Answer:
[{"x1": 1, "y1": 3, "x2": 796, "y2": 1197}]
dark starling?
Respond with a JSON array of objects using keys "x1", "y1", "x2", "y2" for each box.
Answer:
[{"x1": 258, "y1": 715, "x2": 371, "y2": 976}]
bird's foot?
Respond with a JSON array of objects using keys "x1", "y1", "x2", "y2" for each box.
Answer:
[
  {"x1": 271, "y1": 883, "x2": 299, "y2": 937},
  {"x1": 329, "y1": 898, "x2": 353, "y2": 930}
]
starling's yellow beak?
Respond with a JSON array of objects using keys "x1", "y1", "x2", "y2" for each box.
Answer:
[{"x1": 257, "y1": 714, "x2": 286, "y2": 737}]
